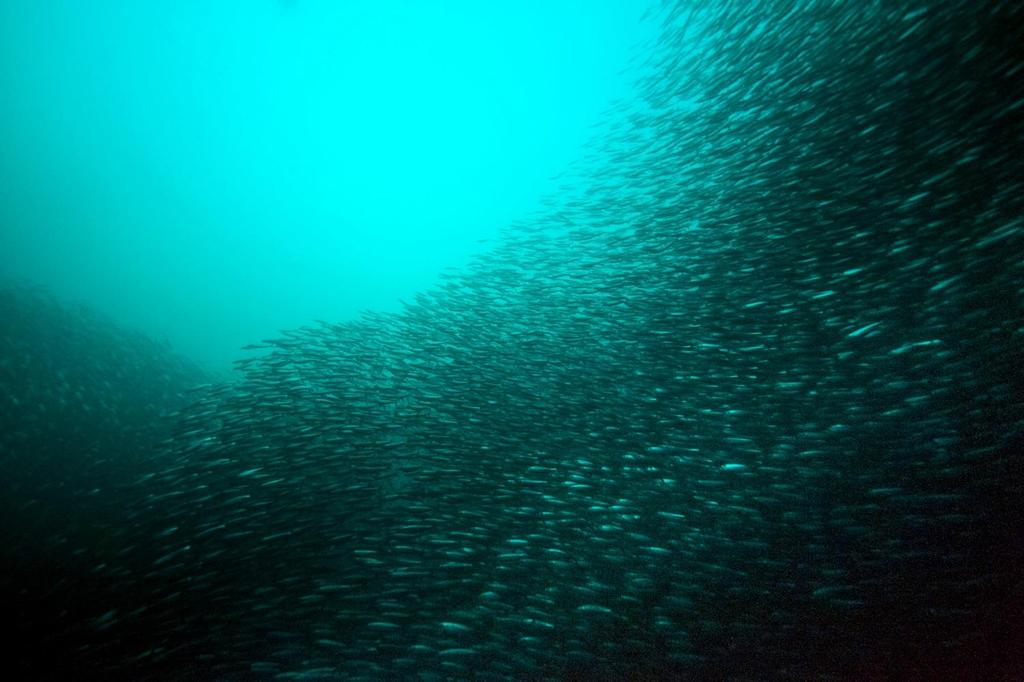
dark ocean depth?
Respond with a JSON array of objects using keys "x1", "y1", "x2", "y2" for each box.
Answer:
[{"x1": 2, "y1": 1, "x2": 1023, "y2": 679}]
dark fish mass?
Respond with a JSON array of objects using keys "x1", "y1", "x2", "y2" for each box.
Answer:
[
  {"x1": 0, "y1": 284, "x2": 209, "y2": 675},
  {"x1": 3, "y1": 0, "x2": 1024, "y2": 679}
]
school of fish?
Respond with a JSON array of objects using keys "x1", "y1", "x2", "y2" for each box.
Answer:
[{"x1": 2, "y1": 0, "x2": 1023, "y2": 679}]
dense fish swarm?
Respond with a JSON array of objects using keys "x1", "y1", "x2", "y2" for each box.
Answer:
[
  {"x1": 0, "y1": 284, "x2": 208, "y2": 676},
  {"x1": 6, "y1": 0, "x2": 1024, "y2": 679}
]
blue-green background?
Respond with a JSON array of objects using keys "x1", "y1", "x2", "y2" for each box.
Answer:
[{"x1": 0, "y1": 0, "x2": 653, "y2": 371}]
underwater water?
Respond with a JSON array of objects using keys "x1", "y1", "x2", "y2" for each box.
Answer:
[
  {"x1": 2, "y1": 0, "x2": 1023, "y2": 680},
  {"x1": 0, "y1": 0, "x2": 651, "y2": 372}
]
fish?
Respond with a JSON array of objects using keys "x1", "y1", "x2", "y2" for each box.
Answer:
[
  {"x1": 0, "y1": 283, "x2": 209, "y2": 678},
  {"x1": 5, "y1": 0, "x2": 1024, "y2": 679}
]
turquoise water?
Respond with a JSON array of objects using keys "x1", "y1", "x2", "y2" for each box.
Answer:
[
  {"x1": 2, "y1": 1, "x2": 1023, "y2": 679},
  {"x1": 0, "y1": 0, "x2": 652, "y2": 371}
]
